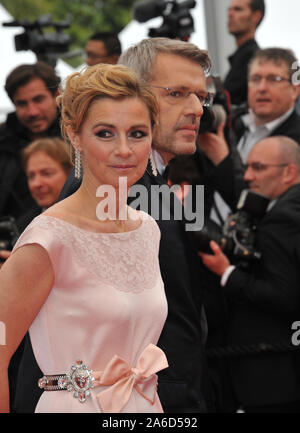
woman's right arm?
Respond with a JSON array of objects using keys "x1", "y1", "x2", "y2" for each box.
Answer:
[{"x1": 0, "y1": 244, "x2": 54, "y2": 412}]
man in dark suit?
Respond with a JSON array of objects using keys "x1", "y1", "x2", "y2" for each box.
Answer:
[
  {"x1": 200, "y1": 135, "x2": 300, "y2": 412},
  {"x1": 13, "y1": 38, "x2": 215, "y2": 413},
  {"x1": 113, "y1": 38, "x2": 214, "y2": 412},
  {"x1": 199, "y1": 47, "x2": 300, "y2": 223},
  {"x1": 224, "y1": 0, "x2": 265, "y2": 106}
]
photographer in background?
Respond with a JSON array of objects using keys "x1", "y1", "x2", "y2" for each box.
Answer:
[
  {"x1": 199, "y1": 47, "x2": 300, "y2": 227},
  {"x1": 0, "y1": 62, "x2": 61, "y2": 221},
  {"x1": 224, "y1": 0, "x2": 265, "y2": 106},
  {"x1": 85, "y1": 32, "x2": 122, "y2": 66},
  {"x1": 199, "y1": 136, "x2": 300, "y2": 413}
]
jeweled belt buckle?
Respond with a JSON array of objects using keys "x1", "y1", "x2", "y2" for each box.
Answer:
[{"x1": 38, "y1": 360, "x2": 95, "y2": 403}]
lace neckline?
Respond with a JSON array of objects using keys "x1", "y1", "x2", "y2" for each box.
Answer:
[
  {"x1": 29, "y1": 211, "x2": 159, "y2": 293},
  {"x1": 36, "y1": 212, "x2": 145, "y2": 236}
]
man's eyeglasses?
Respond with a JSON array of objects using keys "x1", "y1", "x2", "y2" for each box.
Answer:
[
  {"x1": 150, "y1": 85, "x2": 214, "y2": 107},
  {"x1": 248, "y1": 74, "x2": 291, "y2": 86},
  {"x1": 85, "y1": 51, "x2": 109, "y2": 61},
  {"x1": 244, "y1": 162, "x2": 289, "y2": 172}
]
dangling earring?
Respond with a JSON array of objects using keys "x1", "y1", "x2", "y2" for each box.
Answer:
[
  {"x1": 149, "y1": 149, "x2": 158, "y2": 177},
  {"x1": 74, "y1": 148, "x2": 81, "y2": 179}
]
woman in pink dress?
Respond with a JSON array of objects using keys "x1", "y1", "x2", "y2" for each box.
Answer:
[{"x1": 0, "y1": 64, "x2": 168, "y2": 413}]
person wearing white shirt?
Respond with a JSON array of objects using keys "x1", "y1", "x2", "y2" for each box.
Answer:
[{"x1": 198, "y1": 47, "x2": 300, "y2": 226}]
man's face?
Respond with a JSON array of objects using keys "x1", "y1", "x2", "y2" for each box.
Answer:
[
  {"x1": 248, "y1": 59, "x2": 298, "y2": 125},
  {"x1": 13, "y1": 78, "x2": 58, "y2": 137},
  {"x1": 85, "y1": 40, "x2": 117, "y2": 66},
  {"x1": 26, "y1": 150, "x2": 68, "y2": 208},
  {"x1": 228, "y1": 0, "x2": 257, "y2": 36},
  {"x1": 244, "y1": 139, "x2": 288, "y2": 199},
  {"x1": 149, "y1": 53, "x2": 207, "y2": 164}
]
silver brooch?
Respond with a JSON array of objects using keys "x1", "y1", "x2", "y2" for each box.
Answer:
[
  {"x1": 64, "y1": 360, "x2": 95, "y2": 403},
  {"x1": 38, "y1": 360, "x2": 95, "y2": 403}
]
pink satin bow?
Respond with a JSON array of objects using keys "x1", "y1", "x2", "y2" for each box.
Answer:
[{"x1": 93, "y1": 344, "x2": 168, "y2": 413}]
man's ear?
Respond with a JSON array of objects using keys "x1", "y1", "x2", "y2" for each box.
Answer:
[
  {"x1": 284, "y1": 163, "x2": 298, "y2": 184},
  {"x1": 290, "y1": 83, "x2": 300, "y2": 105},
  {"x1": 252, "y1": 10, "x2": 262, "y2": 28},
  {"x1": 110, "y1": 54, "x2": 119, "y2": 65}
]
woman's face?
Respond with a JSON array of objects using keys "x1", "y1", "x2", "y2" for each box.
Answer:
[
  {"x1": 26, "y1": 150, "x2": 69, "y2": 208},
  {"x1": 72, "y1": 97, "x2": 152, "y2": 190}
]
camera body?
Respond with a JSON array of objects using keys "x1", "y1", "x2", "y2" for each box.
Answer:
[
  {"x1": 189, "y1": 190, "x2": 270, "y2": 267},
  {"x1": 199, "y1": 75, "x2": 232, "y2": 134},
  {"x1": 0, "y1": 217, "x2": 20, "y2": 253},
  {"x1": 133, "y1": 0, "x2": 196, "y2": 40},
  {"x1": 3, "y1": 14, "x2": 71, "y2": 67}
]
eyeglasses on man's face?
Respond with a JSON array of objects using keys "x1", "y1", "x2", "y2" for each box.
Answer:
[
  {"x1": 150, "y1": 85, "x2": 214, "y2": 107},
  {"x1": 248, "y1": 74, "x2": 292, "y2": 86},
  {"x1": 244, "y1": 162, "x2": 289, "y2": 172},
  {"x1": 85, "y1": 51, "x2": 109, "y2": 61}
]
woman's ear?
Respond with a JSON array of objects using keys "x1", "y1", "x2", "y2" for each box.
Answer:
[{"x1": 66, "y1": 127, "x2": 80, "y2": 151}]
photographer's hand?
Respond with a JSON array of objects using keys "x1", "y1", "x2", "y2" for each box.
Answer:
[
  {"x1": 197, "y1": 122, "x2": 229, "y2": 166},
  {"x1": 198, "y1": 241, "x2": 231, "y2": 277}
]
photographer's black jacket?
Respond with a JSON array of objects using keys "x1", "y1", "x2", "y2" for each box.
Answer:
[
  {"x1": 224, "y1": 39, "x2": 259, "y2": 106},
  {"x1": 224, "y1": 183, "x2": 300, "y2": 407},
  {"x1": 212, "y1": 108, "x2": 300, "y2": 213},
  {"x1": 0, "y1": 111, "x2": 61, "y2": 219}
]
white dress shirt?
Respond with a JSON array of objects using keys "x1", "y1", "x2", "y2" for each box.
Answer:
[
  {"x1": 152, "y1": 149, "x2": 165, "y2": 176},
  {"x1": 210, "y1": 107, "x2": 294, "y2": 226}
]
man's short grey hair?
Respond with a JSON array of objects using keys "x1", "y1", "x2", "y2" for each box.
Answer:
[
  {"x1": 118, "y1": 37, "x2": 211, "y2": 81},
  {"x1": 276, "y1": 136, "x2": 300, "y2": 172}
]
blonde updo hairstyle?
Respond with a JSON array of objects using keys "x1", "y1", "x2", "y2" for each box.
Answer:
[{"x1": 59, "y1": 63, "x2": 158, "y2": 144}]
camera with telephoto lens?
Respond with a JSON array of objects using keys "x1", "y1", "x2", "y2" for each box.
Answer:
[
  {"x1": 3, "y1": 14, "x2": 71, "y2": 68},
  {"x1": 199, "y1": 75, "x2": 232, "y2": 135},
  {"x1": 0, "y1": 217, "x2": 20, "y2": 261},
  {"x1": 133, "y1": 0, "x2": 196, "y2": 40},
  {"x1": 189, "y1": 190, "x2": 270, "y2": 267}
]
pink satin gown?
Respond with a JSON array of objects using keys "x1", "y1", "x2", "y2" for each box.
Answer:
[{"x1": 12, "y1": 211, "x2": 168, "y2": 413}]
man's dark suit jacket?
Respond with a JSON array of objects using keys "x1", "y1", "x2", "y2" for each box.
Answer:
[
  {"x1": 13, "y1": 162, "x2": 212, "y2": 413},
  {"x1": 224, "y1": 39, "x2": 259, "y2": 106},
  {"x1": 224, "y1": 184, "x2": 300, "y2": 407},
  {"x1": 212, "y1": 109, "x2": 300, "y2": 212}
]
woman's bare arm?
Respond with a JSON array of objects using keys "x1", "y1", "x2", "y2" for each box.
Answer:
[{"x1": 0, "y1": 244, "x2": 54, "y2": 412}]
